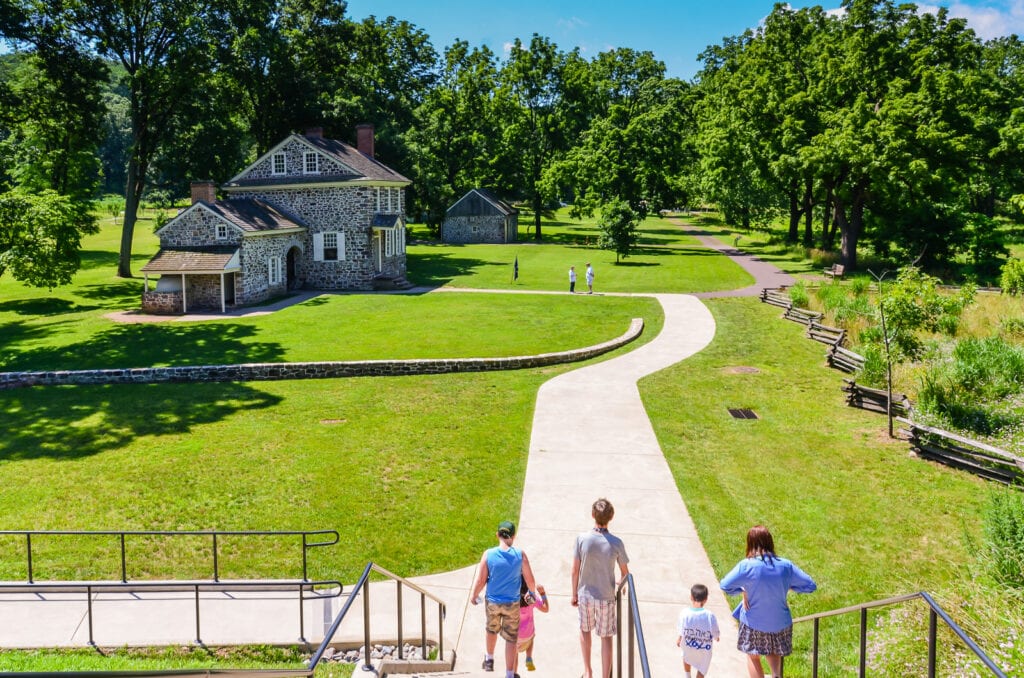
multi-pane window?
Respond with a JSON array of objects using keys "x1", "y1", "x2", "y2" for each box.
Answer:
[
  {"x1": 323, "y1": 231, "x2": 338, "y2": 260},
  {"x1": 215, "y1": 223, "x2": 228, "y2": 240},
  {"x1": 304, "y1": 152, "x2": 319, "y2": 174},
  {"x1": 268, "y1": 256, "x2": 282, "y2": 285},
  {"x1": 383, "y1": 227, "x2": 406, "y2": 257},
  {"x1": 272, "y1": 152, "x2": 286, "y2": 175}
]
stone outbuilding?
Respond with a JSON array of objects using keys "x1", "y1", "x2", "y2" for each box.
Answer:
[
  {"x1": 141, "y1": 125, "x2": 411, "y2": 314},
  {"x1": 441, "y1": 189, "x2": 518, "y2": 244}
]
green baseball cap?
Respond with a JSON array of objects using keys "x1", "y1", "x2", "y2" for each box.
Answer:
[{"x1": 497, "y1": 520, "x2": 516, "y2": 538}]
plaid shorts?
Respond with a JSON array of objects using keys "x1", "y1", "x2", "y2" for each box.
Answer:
[
  {"x1": 577, "y1": 593, "x2": 616, "y2": 637},
  {"x1": 485, "y1": 601, "x2": 521, "y2": 643}
]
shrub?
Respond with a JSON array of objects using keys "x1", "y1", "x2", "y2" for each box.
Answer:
[
  {"x1": 1002, "y1": 258, "x2": 1024, "y2": 296},
  {"x1": 788, "y1": 281, "x2": 809, "y2": 308},
  {"x1": 984, "y1": 489, "x2": 1024, "y2": 590},
  {"x1": 815, "y1": 283, "x2": 848, "y2": 314},
  {"x1": 858, "y1": 343, "x2": 886, "y2": 387},
  {"x1": 850, "y1": 277, "x2": 871, "y2": 296}
]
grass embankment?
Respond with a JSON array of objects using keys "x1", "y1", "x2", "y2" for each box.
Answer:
[{"x1": 641, "y1": 297, "x2": 991, "y2": 674}]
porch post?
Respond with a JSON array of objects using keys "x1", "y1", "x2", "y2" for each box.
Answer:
[
  {"x1": 182, "y1": 274, "x2": 188, "y2": 313},
  {"x1": 220, "y1": 272, "x2": 225, "y2": 313},
  {"x1": 144, "y1": 274, "x2": 149, "y2": 293}
]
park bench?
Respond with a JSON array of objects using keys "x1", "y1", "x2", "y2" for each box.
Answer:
[{"x1": 823, "y1": 263, "x2": 845, "y2": 279}]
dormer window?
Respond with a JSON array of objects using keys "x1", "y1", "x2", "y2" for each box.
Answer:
[
  {"x1": 272, "y1": 152, "x2": 286, "y2": 175},
  {"x1": 215, "y1": 223, "x2": 228, "y2": 240},
  {"x1": 304, "y1": 152, "x2": 319, "y2": 174}
]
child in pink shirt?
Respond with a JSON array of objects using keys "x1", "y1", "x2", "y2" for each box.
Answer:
[{"x1": 516, "y1": 578, "x2": 550, "y2": 671}]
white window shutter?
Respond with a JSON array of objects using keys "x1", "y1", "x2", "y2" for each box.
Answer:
[
  {"x1": 339, "y1": 232, "x2": 346, "y2": 261},
  {"x1": 313, "y1": 232, "x2": 324, "y2": 261}
]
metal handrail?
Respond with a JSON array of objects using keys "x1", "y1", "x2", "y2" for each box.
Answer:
[
  {"x1": 0, "y1": 578, "x2": 342, "y2": 647},
  {"x1": 308, "y1": 562, "x2": 447, "y2": 673},
  {"x1": 0, "y1": 529, "x2": 339, "y2": 583},
  {"x1": 787, "y1": 591, "x2": 1008, "y2": 678},
  {"x1": 614, "y1": 574, "x2": 652, "y2": 678}
]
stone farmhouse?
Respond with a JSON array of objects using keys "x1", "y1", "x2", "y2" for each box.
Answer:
[
  {"x1": 141, "y1": 125, "x2": 411, "y2": 314},
  {"x1": 441, "y1": 188, "x2": 518, "y2": 244}
]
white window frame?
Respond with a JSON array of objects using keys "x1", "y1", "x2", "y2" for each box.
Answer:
[
  {"x1": 272, "y1": 152, "x2": 286, "y2": 175},
  {"x1": 215, "y1": 223, "x2": 228, "y2": 240},
  {"x1": 375, "y1": 187, "x2": 382, "y2": 212},
  {"x1": 303, "y1": 152, "x2": 319, "y2": 174},
  {"x1": 268, "y1": 256, "x2": 282, "y2": 285},
  {"x1": 313, "y1": 231, "x2": 345, "y2": 261}
]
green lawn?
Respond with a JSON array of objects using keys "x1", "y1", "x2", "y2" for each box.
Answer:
[
  {"x1": 0, "y1": 208, "x2": 1000, "y2": 673},
  {"x1": 641, "y1": 297, "x2": 991, "y2": 674},
  {"x1": 407, "y1": 210, "x2": 755, "y2": 293}
]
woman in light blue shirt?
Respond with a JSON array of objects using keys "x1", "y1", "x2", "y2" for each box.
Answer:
[{"x1": 720, "y1": 525, "x2": 816, "y2": 678}]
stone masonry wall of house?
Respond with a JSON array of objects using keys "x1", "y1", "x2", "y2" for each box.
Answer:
[
  {"x1": 141, "y1": 291, "x2": 183, "y2": 315},
  {"x1": 244, "y1": 139, "x2": 350, "y2": 181},
  {"x1": 239, "y1": 235, "x2": 300, "y2": 304},
  {"x1": 443, "y1": 215, "x2": 507, "y2": 244},
  {"x1": 186, "y1": 274, "x2": 228, "y2": 310},
  {"x1": 0, "y1": 319, "x2": 643, "y2": 389},
  {"x1": 234, "y1": 186, "x2": 404, "y2": 289},
  {"x1": 161, "y1": 207, "x2": 243, "y2": 249}
]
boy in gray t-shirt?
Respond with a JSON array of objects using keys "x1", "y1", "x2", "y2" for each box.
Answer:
[{"x1": 571, "y1": 498, "x2": 629, "y2": 678}]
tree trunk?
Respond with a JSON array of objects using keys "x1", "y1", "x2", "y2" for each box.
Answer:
[
  {"x1": 788, "y1": 188, "x2": 800, "y2": 243},
  {"x1": 839, "y1": 185, "x2": 866, "y2": 270},
  {"x1": 117, "y1": 155, "x2": 146, "y2": 278},
  {"x1": 741, "y1": 202, "x2": 750, "y2": 230},
  {"x1": 802, "y1": 178, "x2": 814, "y2": 247},
  {"x1": 821, "y1": 190, "x2": 834, "y2": 250},
  {"x1": 532, "y1": 193, "x2": 543, "y2": 241}
]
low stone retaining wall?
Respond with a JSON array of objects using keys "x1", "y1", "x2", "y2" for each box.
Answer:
[{"x1": 0, "y1": 318, "x2": 643, "y2": 389}]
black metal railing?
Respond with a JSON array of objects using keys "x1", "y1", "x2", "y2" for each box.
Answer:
[
  {"x1": 0, "y1": 529, "x2": 339, "y2": 583},
  {"x1": 614, "y1": 574, "x2": 651, "y2": 678},
  {"x1": 0, "y1": 578, "x2": 342, "y2": 647},
  {"x1": 308, "y1": 562, "x2": 447, "y2": 673},
  {"x1": 786, "y1": 591, "x2": 1008, "y2": 678}
]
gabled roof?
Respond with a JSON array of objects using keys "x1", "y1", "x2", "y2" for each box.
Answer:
[
  {"x1": 204, "y1": 198, "x2": 307, "y2": 232},
  {"x1": 447, "y1": 188, "x2": 518, "y2": 217},
  {"x1": 223, "y1": 133, "x2": 411, "y2": 189},
  {"x1": 141, "y1": 247, "x2": 240, "y2": 274}
]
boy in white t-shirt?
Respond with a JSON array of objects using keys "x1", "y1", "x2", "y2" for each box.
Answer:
[{"x1": 676, "y1": 583, "x2": 720, "y2": 678}]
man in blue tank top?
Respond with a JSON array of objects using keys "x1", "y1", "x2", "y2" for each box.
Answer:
[{"x1": 471, "y1": 520, "x2": 538, "y2": 677}]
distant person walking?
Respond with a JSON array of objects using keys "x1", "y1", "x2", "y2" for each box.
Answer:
[
  {"x1": 585, "y1": 262, "x2": 594, "y2": 294},
  {"x1": 677, "y1": 583, "x2": 720, "y2": 678},
  {"x1": 572, "y1": 498, "x2": 629, "y2": 678},
  {"x1": 569, "y1": 265, "x2": 577, "y2": 293},
  {"x1": 471, "y1": 520, "x2": 538, "y2": 677},
  {"x1": 719, "y1": 525, "x2": 816, "y2": 678}
]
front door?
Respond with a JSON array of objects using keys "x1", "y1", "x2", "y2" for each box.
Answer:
[
  {"x1": 287, "y1": 247, "x2": 298, "y2": 289},
  {"x1": 224, "y1": 272, "x2": 236, "y2": 305},
  {"x1": 372, "y1": 232, "x2": 383, "y2": 273}
]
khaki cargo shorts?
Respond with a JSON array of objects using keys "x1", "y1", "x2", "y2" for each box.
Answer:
[{"x1": 485, "y1": 601, "x2": 521, "y2": 642}]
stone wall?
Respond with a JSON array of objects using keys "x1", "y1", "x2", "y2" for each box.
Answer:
[
  {"x1": 0, "y1": 319, "x2": 643, "y2": 389},
  {"x1": 161, "y1": 206, "x2": 243, "y2": 249},
  {"x1": 442, "y1": 216, "x2": 507, "y2": 244},
  {"x1": 141, "y1": 291, "x2": 183, "y2": 315}
]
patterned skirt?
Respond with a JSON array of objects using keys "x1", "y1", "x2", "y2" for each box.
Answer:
[{"x1": 737, "y1": 622, "x2": 793, "y2": 656}]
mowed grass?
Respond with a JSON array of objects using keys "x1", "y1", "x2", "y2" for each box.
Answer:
[
  {"x1": 0, "y1": 215, "x2": 661, "y2": 371},
  {"x1": 408, "y1": 210, "x2": 754, "y2": 293},
  {"x1": 640, "y1": 297, "x2": 990, "y2": 674}
]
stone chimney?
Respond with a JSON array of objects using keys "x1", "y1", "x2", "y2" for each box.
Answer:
[
  {"x1": 356, "y1": 123, "x2": 375, "y2": 158},
  {"x1": 305, "y1": 126, "x2": 324, "y2": 139},
  {"x1": 190, "y1": 181, "x2": 217, "y2": 205}
]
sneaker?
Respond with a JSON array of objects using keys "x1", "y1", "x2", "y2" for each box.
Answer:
[
  {"x1": 525, "y1": 657, "x2": 535, "y2": 671},
  {"x1": 482, "y1": 657, "x2": 494, "y2": 671}
]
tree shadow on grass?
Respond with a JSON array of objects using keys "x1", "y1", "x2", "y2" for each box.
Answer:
[
  {"x1": 0, "y1": 381, "x2": 282, "y2": 461},
  {"x1": 0, "y1": 298, "x2": 100, "y2": 316},
  {"x1": 406, "y1": 252, "x2": 491, "y2": 286},
  {"x1": 2, "y1": 323, "x2": 286, "y2": 372},
  {"x1": 75, "y1": 279, "x2": 148, "y2": 309},
  {"x1": 78, "y1": 249, "x2": 121, "y2": 271}
]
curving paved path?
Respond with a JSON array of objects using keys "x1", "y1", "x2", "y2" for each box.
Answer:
[{"x1": 1, "y1": 224, "x2": 792, "y2": 677}]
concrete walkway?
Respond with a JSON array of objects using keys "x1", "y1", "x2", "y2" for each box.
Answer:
[{"x1": 0, "y1": 224, "x2": 790, "y2": 676}]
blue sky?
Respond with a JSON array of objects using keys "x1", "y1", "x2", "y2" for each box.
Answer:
[{"x1": 344, "y1": 1, "x2": 1024, "y2": 79}]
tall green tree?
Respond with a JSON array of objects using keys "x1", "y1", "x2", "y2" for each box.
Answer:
[
  {"x1": 498, "y1": 34, "x2": 569, "y2": 240},
  {"x1": 68, "y1": 0, "x2": 216, "y2": 277},
  {"x1": 407, "y1": 40, "x2": 501, "y2": 229}
]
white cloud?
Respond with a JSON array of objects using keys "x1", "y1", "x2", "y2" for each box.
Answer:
[
  {"x1": 918, "y1": 1, "x2": 1024, "y2": 40},
  {"x1": 503, "y1": 41, "x2": 514, "y2": 54},
  {"x1": 557, "y1": 16, "x2": 588, "y2": 31}
]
